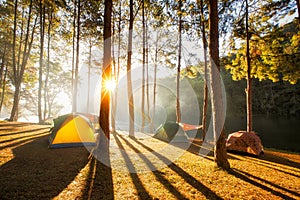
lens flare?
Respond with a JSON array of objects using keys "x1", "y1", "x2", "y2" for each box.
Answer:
[{"x1": 104, "y1": 79, "x2": 116, "y2": 91}]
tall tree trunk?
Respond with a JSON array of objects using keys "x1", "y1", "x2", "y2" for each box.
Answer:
[
  {"x1": 87, "y1": 37, "x2": 92, "y2": 113},
  {"x1": 10, "y1": 0, "x2": 35, "y2": 121},
  {"x1": 10, "y1": 82, "x2": 20, "y2": 121},
  {"x1": 112, "y1": 1, "x2": 122, "y2": 133},
  {"x1": 111, "y1": 13, "x2": 117, "y2": 132},
  {"x1": 145, "y1": 9, "x2": 150, "y2": 129},
  {"x1": 71, "y1": 0, "x2": 76, "y2": 112},
  {"x1": 199, "y1": 0, "x2": 209, "y2": 141},
  {"x1": 141, "y1": 0, "x2": 146, "y2": 132},
  {"x1": 73, "y1": 0, "x2": 81, "y2": 113},
  {"x1": 44, "y1": 9, "x2": 52, "y2": 120},
  {"x1": 97, "y1": 0, "x2": 112, "y2": 152},
  {"x1": 0, "y1": 44, "x2": 7, "y2": 89},
  {"x1": 0, "y1": 66, "x2": 7, "y2": 114},
  {"x1": 10, "y1": 0, "x2": 18, "y2": 121},
  {"x1": 151, "y1": 31, "x2": 159, "y2": 132},
  {"x1": 176, "y1": 0, "x2": 182, "y2": 123},
  {"x1": 208, "y1": 0, "x2": 230, "y2": 169},
  {"x1": 246, "y1": 0, "x2": 252, "y2": 133},
  {"x1": 38, "y1": 0, "x2": 45, "y2": 123},
  {"x1": 0, "y1": 48, "x2": 6, "y2": 109},
  {"x1": 17, "y1": 9, "x2": 24, "y2": 74},
  {"x1": 127, "y1": 0, "x2": 135, "y2": 137}
]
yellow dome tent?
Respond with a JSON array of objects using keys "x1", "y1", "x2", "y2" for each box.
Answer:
[{"x1": 49, "y1": 114, "x2": 96, "y2": 148}]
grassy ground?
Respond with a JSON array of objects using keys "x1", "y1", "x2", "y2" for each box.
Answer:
[{"x1": 0, "y1": 122, "x2": 299, "y2": 200}]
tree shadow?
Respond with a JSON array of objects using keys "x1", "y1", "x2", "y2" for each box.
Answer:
[
  {"x1": 259, "y1": 151, "x2": 300, "y2": 170},
  {"x1": 0, "y1": 129, "x2": 50, "y2": 144},
  {"x1": 228, "y1": 153, "x2": 300, "y2": 179},
  {"x1": 82, "y1": 140, "x2": 114, "y2": 200},
  {"x1": 0, "y1": 122, "x2": 37, "y2": 128},
  {"x1": 0, "y1": 135, "x2": 90, "y2": 199},
  {"x1": 229, "y1": 168, "x2": 299, "y2": 199},
  {"x1": 111, "y1": 132, "x2": 152, "y2": 199},
  {"x1": 116, "y1": 133, "x2": 189, "y2": 199},
  {"x1": 0, "y1": 126, "x2": 50, "y2": 137},
  {"x1": 228, "y1": 150, "x2": 300, "y2": 174},
  {"x1": 0, "y1": 131, "x2": 49, "y2": 151},
  {"x1": 235, "y1": 169, "x2": 300, "y2": 198},
  {"x1": 116, "y1": 132, "x2": 222, "y2": 200},
  {"x1": 81, "y1": 158, "x2": 114, "y2": 200}
]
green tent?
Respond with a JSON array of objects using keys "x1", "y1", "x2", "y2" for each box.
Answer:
[{"x1": 153, "y1": 121, "x2": 188, "y2": 143}]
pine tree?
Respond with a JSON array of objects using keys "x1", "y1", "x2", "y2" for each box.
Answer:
[{"x1": 208, "y1": 0, "x2": 230, "y2": 170}]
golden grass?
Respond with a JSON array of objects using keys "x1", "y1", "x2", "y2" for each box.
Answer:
[{"x1": 0, "y1": 122, "x2": 299, "y2": 200}]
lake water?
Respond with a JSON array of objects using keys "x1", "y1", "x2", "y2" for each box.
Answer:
[
  {"x1": 225, "y1": 115, "x2": 300, "y2": 152},
  {"x1": 9, "y1": 114, "x2": 299, "y2": 152}
]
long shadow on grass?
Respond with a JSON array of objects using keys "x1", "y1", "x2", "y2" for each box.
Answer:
[
  {"x1": 0, "y1": 131, "x2": 49, "y2": 151},
  {"x1": 0, "y1": 122, "x2": 37, "y2": 128},
  {"x1": 116, "y1": 133, "x2": 188, "y2": 199},
  {"x1": 229, "y1": 168, "x2": 298, "y2": 200},
  {"x1": 0, "y1": 135, "x2": 90, "y2": 200},
  {"x1": 235, "y1": 169, "x2": 300, "y2": 198},
  {"x1": 259, "y1": 151, "x2": 300, "y2": 171},
  {"x1": 112, "y1": 133, "x2": 153, "y2": 199},
  {"x1": 0, "y1": 129, "x2": 50, "y2": 144},
  {"x1": 0, "y1": 126, "x2": 51, "y2": 137},
  {"x1": 83, "y1": 139, "x2": 114, "y2": 200},
  {"x1": 0, "y1": 123, "x2": 40, "y2": 133},
  {"x1": 228, "y1": 151, "x2": 300, "y2": 174},
  {"x1": 229, "y1": 153, "x2": 300, "y2": 179},
  {"x1": 117, "y1": 133, "x2": 222, "y2": 200}
]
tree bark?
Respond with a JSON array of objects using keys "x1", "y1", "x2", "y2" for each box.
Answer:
[
  {"x1": 246, "y1": 0, "x2": 252, "y2": 133},
  {"x1": 44, "y1": 9, "x2": 52, "y2": 120},
  {"x1": 127, "y1": 0, "x2": 135, "y2": 137},
  {"x1": 110, "y1": 14, "x2": 116, "y2": 132},
  {"x1": 10, "y1": 0, "x2": 18, "y2": 121},
  {"x1": 71, "y1": 0, "x2": 76, "y2": 112},
  {"x1": 0, "y1": 66, "x2": 7, "y2": 114},
  {"x1": 17, "y1": 9, "x2": 24, "y2": 75},
  {"x1": 141, "y1": 0, "x2": 146, "y2": 132},
  {"x1": 176, "y1": 0, "x2": 182, "y2": 123},
  {"x1": 38, "y1": 0, "x2": 45, "y2": 123},
  {"x1": 87, "y1": 38, "x2": 92, "y2": 113},
  {"x1": 73, "y1": 0, "x2": 81, "y2": 113},
  {"x1": 10, "y1": 0, "x2": 35, "y2": 121},
  {"x1": 151, "y1": 31, "x2": 159, "y2": 132},
  {"x1": 199, "y1": 0, "x2": 209, "y2": 141},
  {"x1": 111, "y1": 1, "x2": 122, "y2": 133},
  {"x1": 99, "y1": 0, "x2": 112, "y2": 148},
  {"x1": 145, "y1": 9, "x2": 150, "y2": 129},
  {"x1": 0, "y1": 44, "x2": 7, "y2": 91},
  {"x1": 208, "y1": 0, "x2": 230, "y2": 169}
]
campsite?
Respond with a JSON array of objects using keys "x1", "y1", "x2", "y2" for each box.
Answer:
[
  {"x1": 1, "y1": 122, "x2": 300, "y2": 199},
  {"x1": 1, "y1": 0, "x2": 300, "y2": 199}
]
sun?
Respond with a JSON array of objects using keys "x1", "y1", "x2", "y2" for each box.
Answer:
[{"x1": 104, "y1": 79, "x2": 116, "y2": 91}]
